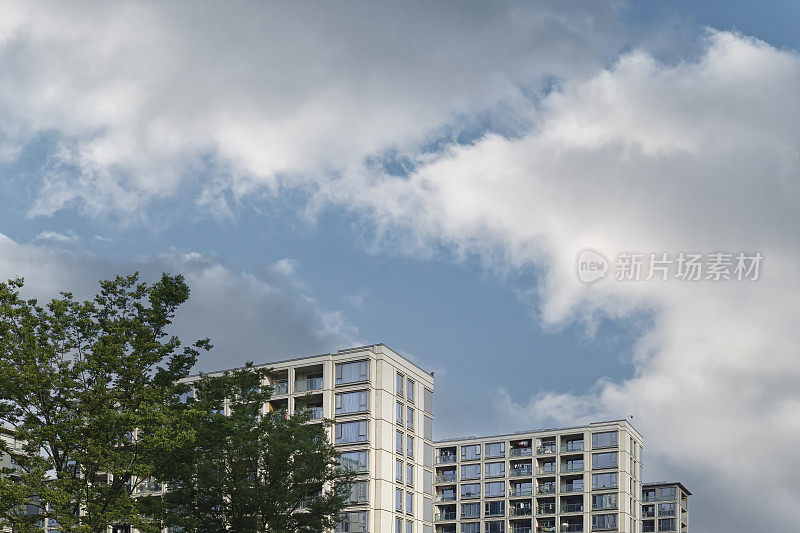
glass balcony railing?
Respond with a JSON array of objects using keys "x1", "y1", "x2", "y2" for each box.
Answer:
[
  {"x1": 560, "y1": 525, "x2": 583, "y2": 533},
  {"x1": 561, "y1": 502, "x2": 583, "y2": 513},
  {"x1": 537, "y1": 504, "x2": 556, "y2": 514},
  {"x1": 510, "y1": 447, "x2": 533, "y2": 457},
  {"x1": 537, "y1": 465, "x2": 556, "y2": 475},
  {"x1": 435, "y1": 512, "x2": 456, "y2": 521},
  {"x1": 536, "y1": 444, "x2": 556, "y2": 455},
  {"x1": 537, "y1": 526, "x2": 556, "y2": 533},
  {"x1": 510, "y1": 506, "x2": 533, "y2": 517},
  {"x1": 561, "y1": 484, "x2": 583, "y2": 493},
  {"x1": 510, "y1": 486, "x2": 533, "y2": 497},
  {"x1": 536, "y1": 485, "x2": 556, "y2": 495},
  {"x1": 436, "y1": 455, "x2": 457, "y2": 464},
  {"x1": 294, "y1": 377, "x2": 323, "y2": 392},
  {"x1": 273, "y1": 381, "x2": 289, "y2": 395},
  {"x1": 435, "y1": 494, "x2": 456, "y2": 502},
  {"x1": 561, "y1": 463, "x2": 583, "y2": 472},
  {"x1": 435, "y1": 473, "x2": 457, "y2": 483},
  {"x1": 510, "y1": 467, "x2": 533, "y2": 477},
  {"x1": 299, "y1": 406, "x2": 323, "y2": 419},
  {"x1": 561, "y1": 441, "x2": 584, "y2": 452},
  {"x1": 512, "y1": 528, "x2": 532, "y2": 533}
]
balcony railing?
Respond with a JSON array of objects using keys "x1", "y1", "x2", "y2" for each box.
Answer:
[
  {"x1": 536, "y1": 526, "x2": 556, "y2": 533},
  {"x1": 561, "y1": 502, "x2": 583, "y2": 513},
  {"x1": 435, "y1": 494, "x2": 456, "y2": 503},
  {"x1": 561, "y1": 484, "x2": 583, "y2": 493},
  {"x1": 436, "y1": 455, "x2": 457, "y2": 464},
  {"x1": 510, "y1": 467, "x2": 533, "y2": 477},
  {"x1": 561, "y1": 441, "x2": 584, "y2": 452},
  {"x1": 294, "y1": 377, "x2": 323, "y2": 392},
  {"x1": 536, "y1": 485, "x2": 556, "y2": 495},
  {"x1": 643, "y1": 525, "x2": 655, "y2": 533},
  {"x1": 510, "y1": 447, "x2": 533, "y2": 457},
  {"x1": 273, "y1": 381, "x2": 289, "y2": 395},
  {"x1": 537, "y1": 465, "x2": 556, "y2": 475},
  {"x1": 510, "y1": 506, "x2": 533, "y2": 517},
  {"x1": 434, "y1": 512, "x2": 456, "y2": 521},
  {"x1": 510, "y1": 487, "x2": 533, "y2": 497},
  {"x1": 642, "y1": 492, "x2": 656, "y2": 502},
  {"x1": 560, "y1": 525, "x2": 583, "y2": 533},
  {"x1": 561, "y1": 463, "x2": 583, "y2": 472},
  {"x1": 537, "y1": 504, "x2": 556, "y2": 514},
  {"x1": 436, "y1": 473, "x2": 457, "y2": 483},
  {"x1": 536, "y1": 444, "x2": 556, "y2": 455},
  {"x1": 512, "y1": 528, "x2": 532, "y2": 533},
  {"x1": 299, "y1": 406, "x2": 323, "y2": 419}
]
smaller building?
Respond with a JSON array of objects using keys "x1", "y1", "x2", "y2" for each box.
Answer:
[{"x1": 641, "y1": 482, "x2": 690, "y2": 533}]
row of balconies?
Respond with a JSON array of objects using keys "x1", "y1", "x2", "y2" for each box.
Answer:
[{"x1": 437, "y1": 434, "x2": 619, "y2": 465}]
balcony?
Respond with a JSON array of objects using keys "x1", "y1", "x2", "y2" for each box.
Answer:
[
  {"x1": 512, "y1": 527, "x2": 532, "y2": 533},
  {"x1": 510, "y1": 466, "x2": 533, "y2": 477},
  {"x1": 536, "y1": 485, "x2": 556, "y2": 495},
  {"x1": 294, "y1": 377, "x2": 323, "y2": 392},
  {"x1": 435, "y1": 473, "x2": 457, "y2": 484},
  {"x1": 561, "y1": 462, "x2": 583, "y2": 473},
  {"x1": 560, "y1": 484, "x2": 583, "y2": 494},
  {"x1": 298, "y1": 406, "x2": 323, "y2": 420},
  {"x1": 536, "y1": 503, "x2": 556, "y2": 515},
  {"x1": 536, "y1": 464, "x2": 556, "y2": 475},
  {"x1": 643, "y1": 522, "x2": 655, "y2": 533},
  {"x1": 561, "y1": 502, "x2": 583, "y2": 513},
  {"x1": 510, "y1": 486, "x2": 533, "y2": 497},
  {"x1": 510, "y1": 506, "x2": 533, "y2": 517},
  {"x1": 435, "y1": 494, "x2": 456, "y2": 503},
  {"x1": 511, "y1": 447, "x2": 533, "y2": 457},
  {"x1": 560, "y1": 525, "x2": 583, "y2": 532},
  {"x1": 436, "y1": 455, "x2": 457, "y2": 465},
  {"x1": 536, "y1": 444, "x2": 556, "y2": 455},
  {"x1": 536, "y1": 526, "x2": 556, "y2": 533},
  {"x1": 273, "y1": 380, "x2": 289, "y2": 395},
  {"x1": 435, "y1": 512, "x2": 456, "y2": 522},
  {"x1": 561, "y1": 440, "x2": 584, "y2": 453}
]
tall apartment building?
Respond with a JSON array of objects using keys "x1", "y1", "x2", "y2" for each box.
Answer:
[
  {"x1": 433, "y1": 421, "x2": 644, "y2": 533},
  {"x1": 641, "y1": 483, "x2": 689, "y2": 533}
]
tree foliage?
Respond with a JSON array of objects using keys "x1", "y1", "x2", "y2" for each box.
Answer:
[{"x1": 0, "y1": 273, "x2": 209, "y2": 533}]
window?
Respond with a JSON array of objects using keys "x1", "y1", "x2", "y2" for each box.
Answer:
[
  {"x1": 397, "y1": 402, "x2": 404, "y2": 424},
  {"x1": 485, "y1": 481, "x2": 504, "y2": 497},
  {"x1": 461, "y1": 502, "x2": 480, "y2": 518},
  {"x1": 658, "y1": 503, "x2": 676, "y2": 516},
  {"x1": 657, "y1": 487, "x2": 677, "y2": 501},
  {"x1": 406, "y1": 522, "x2": 413, "y2": 533},
  {"x1": 423, "y1": 388, "x2": 433, "y2": 414},
  {"x1": 460, "y1": 483, "x2": 480, "y2": 499},
  {"x1": 485, "y1": 462, "x2": 505, "y2": 478},
  {"x1": 592, "y1": 514, "x2": 617, "y2": 531},
  {"x1": 484, "y1": 500, "x2": 505, "y2": 517},
  {"x1": 406, "y1": 492, "x2": 413, "y2": 514},
  {"x1": 592, "y1": 452, "x2": 618, "y2": 469},
  {"x1": 347, "y1": 481, "x2": 369, "y2": 504},
  {"x1": 396, "y1": 488, "x2": 403, "y2": 510},
  {"x1": 658, "y1": 518, "x2": 676, "y2": 531},
  {"x1": 407, "y1": 378, "x2": 414, "y2": 402},
  {"x1": 396, "y1": 517, "x2": 403, "y2": 533},
  {"x1": 484, "y1": 521, "x2": 505, "y2": 533},
  {"x1": 406, "y1": 463, "x2": 414, "y2": 487},
  {"x1": 592, "y1": 473, "x2": 618, "y2": 489},
  {"x1": 643, "y1": 489, "x2": 656, "y2": 502},
  {"x1": 592, "y1": 493, "x2": 618, "y2": 510},
  {"x1": 336, "y1": 390, "x2": 369, "y2": 414},
  {"x1": 396, "y1": 459, "x2": 404, "y2": 482},
  {"x1": 461, "y1": 523, "x2": 479, "y2": 533},
  {"x1": 336, "y1": 511, "x2": 367, "y2": 533},
  {"x1": 407, "y1": 435, "x2": 414, "y2": 458},
  {"x1": 397, "y1": 373, "x2": 404, "y2": 396},
  {"x1": 340, "y1": 450, "x2": 368, "y2": 473},
  {"x1": 336, "y1": 360, "x2": 369, "y2": 386},
  {"x1": 397, "y1": 431, "x2": 403, "y2": 453},
  {"x1": 461, "y1": 444, "x2": 480, "y2": 460},
  {"x1": 485, "y1": 442, "x2": 504, "y2": 458},
  {"x1": 407, "y1": 407, "x2": 414, "y2": 430},
  {"x1": 336, "y1": 421, "x2": 368, "y2": 444},
  {"x1": 424, "y1": 416, "x2": 433, "y2": 440},
  {"x1": 592, "y1": 431, "x2": 618, "y2": 449},
  {"x1": 461, "y1": 463, "x2": 481, "y2": 480}
]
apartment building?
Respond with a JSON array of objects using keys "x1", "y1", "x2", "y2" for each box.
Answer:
[
  {"x1": 433, "y1": 421, "x2": 644, "y2": 533},
  {"x1": 641, "y1": 483, "x2": 689, "y2": 533}
]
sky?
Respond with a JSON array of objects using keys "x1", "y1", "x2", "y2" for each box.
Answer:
[{"x1": 0, "y1": 1, "x2": 799, "y2": 530}]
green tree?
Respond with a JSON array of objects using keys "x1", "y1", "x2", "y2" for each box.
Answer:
[
  {"x1": 0, "y1": 273, "x2": 209, "y2": 533},
  {"x1": 148, "y1": 365, "x2": 353, "y2": 533}
]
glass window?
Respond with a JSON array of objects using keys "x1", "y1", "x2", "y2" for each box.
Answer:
[
  {"x1": 397, "y1": 373, "x2": 404, "y2": 396},
  {"x1": 396, "y1": 459, "x2": 404, "y2": 482},
  {"x1": 406, "y1": 522, "x2": 413, "y2": 533},
  {"x1": 461, "y1": 502, "x2": 480, "y2": 518},
  {"x1": 485, "y1": 442, "x2": 505, "y2": 458},
  {"x1": 461, "y1": 463, "x2": 481, "y2": 479},
  {"x1": 657, "y1": 487, "x2": 677, "y2": 501},
  {"x1": 406, "y1": 492, "x2": 413, "y2": 514},
  {"x1": 592, "y1": 452, "x2": 618, "y2": 469},
  {"x1": 407, "y1": 378, "x2": 415, "y2": 402},
  {"x1": 340, "y1": 450, "x2": 368, "y2": 473},
  {"x1": 406, "y1": 463, "x2": 414, "y2": 486},
  {"x1": 460, "y1": 483, "x2": 480, "y2": 499},
  {"x1": 336, "y1": 421, "x2": 368, "y2": 444},
  {"x1": 336, "y1": 511, "x2": 367, "y2": 533},
  {"x1": 592, "y1": 493, "x2": 618, "y2": 510},
  {"x1": 658, "y1": 518, "x2": 676, "y2": 531},
  {"x1": 407, "y1": 435, "x2": 414, "y2": 458},
  {"x1": 485, "y1": 462, "x2": 505, "y2": 478},
  {"x1": 396, "y1": 430, "x2": 404, "y2": 453},
  {"x1": 658, "y1": 503, "x2": 676, "y2": 516},
  {"x1": 396, "y1": 517, "x2": 403, "y2": 533},
  {"x1": 423, "y1": 388, "x2": 433, "y2": 414},
  {"x1": 592, "y1": 473, "x2": 618, "y2": 489},
  {"x1": 336, "y1": 360, "x2": 369, "y2": 386},
  {"x1": 396, "y1": 488, "x2": 403, "y2": 510},
  {"x1": 592, "y1": 431, "x2": 618, "y2": 449},
  {"x1": 347, "y1": 481, "x2": 369, "y2": 504},
  {"x1": 461, "y1": 523, "x2": 480, "y2": 533},
  {"x1": 592, "y1": 514, "x2": 617, "y2": 531},
  {"x1": 485, "y1": 520, "x2": 505, "y2": 533},
  {"x1": 407, "y1": 407, "x2": 414, "y2": 430},
  {"x1": 336, "y1": 390, "x2": 369, "y2": 414},
  {"x1": 461, "y1": 444, "x2": 480, "y2": 460},
  {"x1": 484, "y1": 500, "x2": 505, "y2": 517},
  {"x1": 484, "y1": 481, "x2": 504, "y2": 497},
  {"x1": 424, "y1": 416, "x2": 433, "y2": 440},
  {"x1": 397, "y1": 402, "x2": 404, "y2": 424}
]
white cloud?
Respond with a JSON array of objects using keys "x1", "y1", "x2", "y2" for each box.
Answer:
[{"x1": 32, "y1": 230, "x2": 77, "y2": 242}]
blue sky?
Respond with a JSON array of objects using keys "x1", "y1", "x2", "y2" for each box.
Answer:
[{"x1": 1, "y1": 2, "x2": 800, "y2": 531}]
